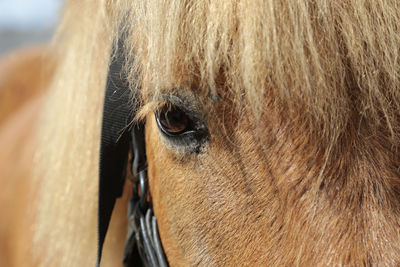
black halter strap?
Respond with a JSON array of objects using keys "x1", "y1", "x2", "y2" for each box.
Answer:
[{"x1": 97, "y1": 40, "x2": 168, "y2": 267}]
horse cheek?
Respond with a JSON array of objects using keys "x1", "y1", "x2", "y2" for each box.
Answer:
[{"x1": 145, "y1": 114, "x2": 190, "y2": 266}]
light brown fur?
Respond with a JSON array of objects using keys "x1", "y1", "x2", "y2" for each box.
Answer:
[
  {"x1": 0, "y1": 45, "x2": 56, "y2": 126},
  {"x1": 1, "y1": 0, "x2": 400, "y2": 266}
]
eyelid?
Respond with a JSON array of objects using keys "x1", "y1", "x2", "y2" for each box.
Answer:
[
  {"x1": 154, "y1": 102, "x2": 199, "y2": 124},
  {"x1": 152, "y1": 93, "x2": 205, "y2": 119}
]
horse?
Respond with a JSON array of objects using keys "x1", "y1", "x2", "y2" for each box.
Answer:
[{"x1": 1, "y1": 0, "x2": 400, "y2": 266}]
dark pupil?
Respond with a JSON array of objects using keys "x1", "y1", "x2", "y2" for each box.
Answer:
[{"x1": 159, "y1": 107, "x2": 189, "y2": 134}]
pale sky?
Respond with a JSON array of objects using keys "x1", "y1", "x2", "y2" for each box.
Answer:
[{"x1": 0, "y1": 0, "x2": 63, "y2": 29}]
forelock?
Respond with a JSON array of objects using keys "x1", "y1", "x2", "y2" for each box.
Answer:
[{"x1": 111, "y1": 0, "x2": 400, "y2": 143}]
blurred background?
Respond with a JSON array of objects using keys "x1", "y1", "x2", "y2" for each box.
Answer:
[{"x1": 0, "y1": 0, "x2": 63, "y2": 55}]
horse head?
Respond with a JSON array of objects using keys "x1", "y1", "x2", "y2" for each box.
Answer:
[{"x1": 1, "y1": 0, "x2": 399, "y2": 266}]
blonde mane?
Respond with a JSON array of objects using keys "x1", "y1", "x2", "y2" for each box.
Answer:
[
  {"x1": 123, "y1": 0, "x2": 400, "y2": 141},
  {"x1": 33, "y1": 0, "x2": 400, "y2": 265}
]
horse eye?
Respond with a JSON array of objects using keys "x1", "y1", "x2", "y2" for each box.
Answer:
[{"x1": 155, "y1": 106, "x2": 192, "y2": 136}]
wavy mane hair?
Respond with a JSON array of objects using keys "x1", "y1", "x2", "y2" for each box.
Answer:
[{"x1": 32, "y1": 0, "x2": 400, "y2": 265}]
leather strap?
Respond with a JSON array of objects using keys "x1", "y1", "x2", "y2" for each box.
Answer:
[
  {"x1": 97, "y1": 39, "x2": 167, "y2": 267},
  {"x1": 97, "y1": 40, "x2": 135, "y2": 266}
]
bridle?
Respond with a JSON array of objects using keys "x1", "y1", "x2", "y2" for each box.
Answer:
[{"x1": 96, "y1": 41, "x2": 168, "y2": 267}]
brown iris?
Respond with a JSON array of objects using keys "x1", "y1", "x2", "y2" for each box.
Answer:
[{"x1": 156, "y1": 106, "x2": 191, "y2": 135}]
